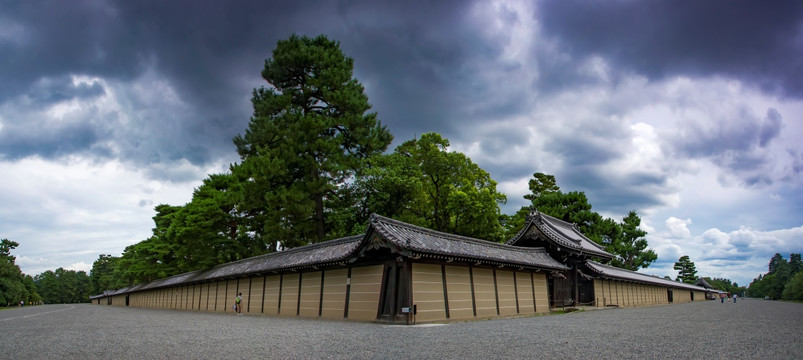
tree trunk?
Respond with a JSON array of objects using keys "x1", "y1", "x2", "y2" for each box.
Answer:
[{"x1": 315, "y1": 193, "x2": 325, "y2": 242}]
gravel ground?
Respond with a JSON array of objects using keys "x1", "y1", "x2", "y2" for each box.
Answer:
[{"x1": 1, "y1": 298, "x2": 801, "y2": 359}]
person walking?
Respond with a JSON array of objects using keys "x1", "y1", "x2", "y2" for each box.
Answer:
[
  {"x1": 235, "y1": 293, "x2": 243, "y2": 315},
  {"x1": 720, "y1": 292, "x2": 725, "y2": 303},
  {"x1": 732, "y1": 293, "x2": 737, "y2": 303}
]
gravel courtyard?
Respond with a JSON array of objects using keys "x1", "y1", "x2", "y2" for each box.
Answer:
[{"x1": 1, "y1": 298, "x2": 801, "y2": 359}]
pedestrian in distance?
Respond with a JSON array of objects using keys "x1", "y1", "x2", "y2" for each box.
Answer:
[
  {"x1": 235, "y1": 293, "x2": 243, "y2": 315},
  {"x1": 732, "y1": 293, "x2": 737, "y2": 303},
  {"x1": 720, "y1": 293, "x2": 725, "y2": 303}
]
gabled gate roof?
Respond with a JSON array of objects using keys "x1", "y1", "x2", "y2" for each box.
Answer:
[
  {"x1": 507, "y1": 210, "x2": 614, "y2": 260},
  {"x1": 368, "y1": 214, "x2": 569, "y2": 271}
]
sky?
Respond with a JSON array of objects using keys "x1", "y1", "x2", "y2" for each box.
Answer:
[{"x1": 1, "y1": 0, "x2": 802, "y2": 287}]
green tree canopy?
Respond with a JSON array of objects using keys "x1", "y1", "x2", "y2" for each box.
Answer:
[
  {"x1": 346, "y1": 132, "x2": 507, "y2": 242},
  {"x1": 782, "y1": 271, "x2": 803, "y2": 301},
  {"x1": 769, "y1": 253, "x2": 788, "y2": 275},
  {"x1": 89, "y1": 254, "x2": 121, "y2": 295},
  {"x1": 747, "y1": 253, "x2": 801, "y2": 300},
  {"x1": 523, "y1": 172, "x2": 560, "y2": 200},
  {"x1": 232, "y1": 34, "x2": 392, "y2": 248},
  {"x1": 169, "y1": 173, "x2": 254, "y2": 270},
  {"x1": 608, "y1": 211, "x2": 658, "y2": 270},
  {"x1": 790, "y1": 253, "x2": 802, "y2": 274},
  {"x1": 34, "y1": 268, "x2": 91, "y2": 304},
  {"x1": 0, "y1": 238, "x2": 40, "y2": 306},
  {"x1": 674, "y1": 255, "x2": 698, "y2": 284}
]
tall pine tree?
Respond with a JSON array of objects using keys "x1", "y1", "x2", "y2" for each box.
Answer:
[
  {"x1": 232, "y1": 34, "x2": 392, "y2": 248},
  {"x1": 674, "y1": 255, "x2": 698, "y2": 284}
]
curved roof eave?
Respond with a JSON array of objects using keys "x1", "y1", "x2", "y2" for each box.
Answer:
[
  {"x1": 368, "y1": 214, "x2": 570, "y2": 272},
  {"x1": 507, "y1": 211, "x2": 613, "y2": 260},
  {"x1": 585, "y1": 261, "x2": 710, "y2": 292}
]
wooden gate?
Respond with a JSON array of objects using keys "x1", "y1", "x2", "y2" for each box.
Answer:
[{"x1": 550, "y1": 277, "x2": 573, "y2": 308}]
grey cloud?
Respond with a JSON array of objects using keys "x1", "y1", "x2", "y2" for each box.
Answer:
[
  {"x1": 0, "y1": 74, "x2": 111, "y2": 159},
  {"x1": 549, "y1": 137, "x2": 622, "y2": 166},
  {"x1": 480, "y1": 161, "x2": 538, "y2": 186},
  {"x1": 545, "y1": 115, "x2": 630, "y2": 167},
  {"x1": 0, "y1": 121, "x2": 101, "y2": 160},
  {"x1": 3, "y1": 0, "x2": 492, "y2": 170},
  {"x1": 339, "y1": 1, "x2": 510, "y2": 143},
  {"x1": 537, "y1": 0, "x2": 803, "y2": 97},
  {"x1": 667, "y1": 106, "x2": 786, "y2": 185},
  {"x1": 559, "y1": 166, "x2": 670, "y2": 215},
  {"x1": 0, "y1": 1, "x2": 141, "y2": 102},
  {"x1": 760, "y1": 108, "x2": 783, "y2": 147},
  {"x1": 27, "y1": 76, "x2": 106, "y2": 106},
  {"x1": 476, "y1": 128, "x2": 530, "y2": 159},
  {"x1": 788, "y1": 149, "x2": 803, "y2": 177}
]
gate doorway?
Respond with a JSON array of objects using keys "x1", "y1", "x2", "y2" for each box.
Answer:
[
  {"x1": 577, "y1": 277, "x2": 595, "y2": 306},
  {"x1": 549, "y1": 277, "x2": 573, "y2": 308},
  {"x1": 378, "y1": 260, "x2": 410, "y2": 322}
]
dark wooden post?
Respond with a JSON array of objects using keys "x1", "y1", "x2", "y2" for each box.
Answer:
[{"x1": 573, "y1": 267, "x2": 579, "y2": 307}]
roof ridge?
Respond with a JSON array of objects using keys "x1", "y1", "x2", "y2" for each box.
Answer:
[
  {"x1": 369, "y1": 213, "x2": 548, "y2": 253},
  {"x1": 104, "y1": 234, "x2": 365, "y2": 294},
  {"x1": 537, "y1": 212, "x2": 582, "y2": 243},
  {"x1": 586, "y1": 260, "x2": 708, "y2": 291},
  {"x1": 212, "y1": 234, "x2": 364, "y2": 268}
]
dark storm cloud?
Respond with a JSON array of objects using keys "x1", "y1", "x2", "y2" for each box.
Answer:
[
  {"x1": 475, "y1": 126, "x2": 531, "y2": 158},
  {"x1": 0, "y1": 1, "x2": 140, "y2": 102},
  {"x1": 2, "y1": 0, "x2": 488, "y2": 170},
  {"x1": 0, "y1": 121, "x2": 104, "y2": 160},
  {"x1": 558, "y1": 165, "x2": 670, "y2": 215},
  {"x1": 336, "y1": 0, "x2": 516, "y2": 143},
  {"x1": 468, "y1": 127, "x2": 538, "y2": 183},
  {"x1": 0, "y1": 75, "x2": 112, "y2": 160},
  {"x1": 759, "y1": 108, "x2": 783, "y2": 147},
  {"x1": 667, "y1": 106, "x2": 785, "y2": 186},
  {"x1": 537, "y1": 0, "x2": 803, "y2": 97},
  {"x1": 25, "y1": 75, "x2": 106, "y2": 105}
]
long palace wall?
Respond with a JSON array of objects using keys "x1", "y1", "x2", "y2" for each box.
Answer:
[
  {"x1": 103, "y1": 264, "x2": 384, "y2": 321},
  {"x1": 592, "y1": 279, "x2": 707, "y2": 308},
  {"x1": 97, "y1": 262, "x2": 555, "y2": 323},
  {"x1": 410, "y1": 263, "x2": 550, "y2": 323},
  {"x1": 96, "y1": 264, "x2": 710, "y2": 322}
]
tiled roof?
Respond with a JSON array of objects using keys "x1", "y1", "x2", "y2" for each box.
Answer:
[
  {"x1": 585, "y1": 261, "x2": 710, "y2": 292},
  {"x1": 369, "y1": 214, "x2": 569, "y2": 271},
  {"x1": 695, "y1": 278, "x2": 713, "y2": 289},
  {"x1": 507, "y1": 210, "x2": 614, "y2": 260},
  {"x1": 100, "y1": 235, "x2": 364, "y2": 297},
  {"x1": 97, "y1": 214, "x2": 568, "y2": 297}
]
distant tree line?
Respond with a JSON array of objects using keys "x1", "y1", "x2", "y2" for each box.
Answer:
[
  {"x1": 747, "y1": 253, "x2": 803, "y2": 300},
  {"x1": 0, "y1": 239, "x2": 41, "y2": 306},
  {"x1": 34, "y1": 268, "x2": 92, "y2": 304},
  {"x1": 702, "y1": 277, "x2": 745, "y2": 295},
  {"x1": 1, "y1": 238, "x2": 94, "y2": 305}
]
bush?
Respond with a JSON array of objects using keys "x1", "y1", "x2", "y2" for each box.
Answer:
[{"x1": 782, "y1": 271, "x2": 803, "y2": 301}]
